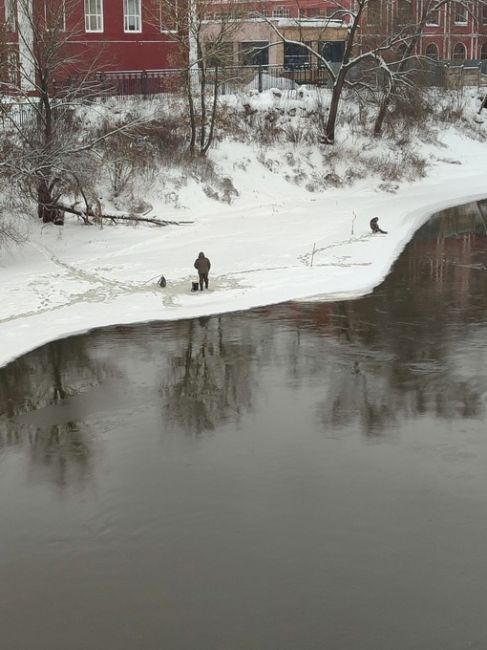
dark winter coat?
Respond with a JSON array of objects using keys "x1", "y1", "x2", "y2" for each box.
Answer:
[
  {"x1": 370, "y1": 217, "x2": 387, "y2": 234},
  {"x1": 194, "y1": 252, "x2": 211, "y2": 274}
]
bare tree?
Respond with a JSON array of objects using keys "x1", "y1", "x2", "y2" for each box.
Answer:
[
  {"x1": 0, "y1": 0, "x2": 103, "y2": 223},
  {"x1": 372, "y1": 0, "x2": 469, "y2": 136},
  {"x1": 0, "y1": 0, "x2": 164, "y2": 229},
  {"x1": 155, "y1": 0, "x2": 242, "y2": 155},
  {"x1": 257, "y1": 0, "x2": 418, "y2": 144}
]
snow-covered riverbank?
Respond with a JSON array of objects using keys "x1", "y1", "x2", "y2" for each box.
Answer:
[{"x1": 1, "y1": 125, "x2": 487, "y2": 369}]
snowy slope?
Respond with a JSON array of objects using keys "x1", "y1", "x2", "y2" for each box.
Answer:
[{"x1": 1, "y1": 94, "x2": 487, "y2": 368}]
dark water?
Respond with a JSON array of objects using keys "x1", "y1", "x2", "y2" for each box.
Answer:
[{"x1": 1, "y1": 202, "x2": 487, "y2": 650}]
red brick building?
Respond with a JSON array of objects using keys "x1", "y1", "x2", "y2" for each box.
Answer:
[
  {"x1": 363, "y1": 0, "x2": 487, "y2": 60},
  {"x1": 0, "y1": 0, "x2": 182, "y2": 92},
  {"x1": 1, "y1": 0, "x2": 487, "y2": 93}
]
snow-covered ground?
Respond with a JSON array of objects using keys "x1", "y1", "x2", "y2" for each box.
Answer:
[{"x1": 1, "y1": 93, "x2": 487, "y2": 368}]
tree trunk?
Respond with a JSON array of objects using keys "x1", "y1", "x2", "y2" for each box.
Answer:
[
  {"x1": 374, "y1": 93, "x2": 391, "y2": 136},
  {"x1": 37, "y1": 179, "x2": 64, "y2": 224},
  {"x1": 323, "y1": 2, "x2": 363, "y2": 145},
  {"x1": 186, "y1": 70, "x2": 197, "y2": 156},
  {"x1": 199, "y1": 59, "x2": 207, "y2": 153},
  {"x1": 37, "y1": 71, "x2": 63, "y2": 222},
  {"x1": 202, "y1": 66, "x2": 219, "y2": 155},
  {"x1": 324, "y1": 69, "x2": 346, "y2": 145}
]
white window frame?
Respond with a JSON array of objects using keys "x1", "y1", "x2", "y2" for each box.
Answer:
[
  {"x1": 426, "y1": 8, "x2": 440, "y2": 25},
  {"x1": 452, "y1": 42, "x2": 466, "y2": 59},
  {"x1": 85, "y1": 0, "x2": 104, "y2": 32},
  {"x1": 160, "y1": 0, "x2": 178, "y2": 33},
  {"x1": 425, "y1": 43, "x2": 439, "y2": 58},
  {"x1": 5, "y1": 0, "x2": 16, "y2": 29},
  {"x1": 124, "y1": 0, "x2": 142, "y2": 33},
  {"x1": 397, "y1": 0, "x2": 412, "y2": 25},
  {"x1": 454, "y1": 3, "x2": 467, "y2": 24},
  {"x1": 367, "y1": 0, "x2": 380, "y2": 26},
  {"x1": 272, "y1": 7, "x2": 291, "y2": 18},
  {"x1": 45, "y1": 0, "x2": 66, "y2": 31},
  {"x1": 6, "y1": 50, "x2": 19, "y2": 83}
]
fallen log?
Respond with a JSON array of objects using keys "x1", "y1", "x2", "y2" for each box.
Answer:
[{"x1": 43, "y1": 203, "x2": 193, "y2": 227}]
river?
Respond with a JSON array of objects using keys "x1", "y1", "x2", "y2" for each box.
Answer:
[{"x1": 1, "y1": 201, "x2": 487, "y2": 649}]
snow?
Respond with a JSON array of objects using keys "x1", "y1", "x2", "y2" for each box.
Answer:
[
  {"x1": 244, "y1": 72, "x2": 298, "y2": 91},
  {"x1": 1, "y1": 91, "x2": 487, "y2": 368}
]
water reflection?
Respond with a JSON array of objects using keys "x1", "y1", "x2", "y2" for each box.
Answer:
[
  {"x1": 161, "y1": 316, "x2": 256, "y2": 434},
  {"x1": 285, "y1": 204, "x2": 487, "y2": 434},
  {"x1": 1, "y1": 201, "x2": 486, "y2": 451},
  {"x1": 1, "y1": 201, "x2": 487, "y2": 650},
  {"x1": 0, "y1": 339, "x2": 114, "y2": 486}
]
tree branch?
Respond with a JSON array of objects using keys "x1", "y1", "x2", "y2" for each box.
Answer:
[{"x1": 43, "y1": 202, "x2": 194, "y2": 227}]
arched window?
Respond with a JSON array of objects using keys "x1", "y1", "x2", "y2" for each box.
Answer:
[
  {"x1": 425, "y1": 43, "x2": 439, "y2": 59},
  {"x1": 481, "y1": 42, "x2": 487, "y2": 60},
  {"x1": 397, "y1": 43, "x2": 407, "y2": 59},
  {"x1": 453, "y1": 43, "x2": 466, "y2": 60}
]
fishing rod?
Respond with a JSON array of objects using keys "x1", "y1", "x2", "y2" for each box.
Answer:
[{"x1": 143, "y1": 274, "x2": 162, "y2": 284}]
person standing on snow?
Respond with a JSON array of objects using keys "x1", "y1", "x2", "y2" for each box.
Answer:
[{"x1": 194, "y1": 251, "x2": 211, "y2": 290}]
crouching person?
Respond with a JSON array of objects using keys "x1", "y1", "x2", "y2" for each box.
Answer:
[{"x1": 370, "y1": 217, "x2": 387, "y2": 234}]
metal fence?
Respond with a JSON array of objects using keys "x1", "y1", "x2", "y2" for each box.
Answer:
[
  {"x1": 2, "y1": 60, "x2": 484, "y2": 130},
  {"x1": 50, "y1": 60, "x2": 485, "y2": 101},
  {"x1": 51, "y1": 64, "x2": 336, "y2": 100},
  {"x1": 0, "y1": 102, "x2": 35, "y2": 128}
]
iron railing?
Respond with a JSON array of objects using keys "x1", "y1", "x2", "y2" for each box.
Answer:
[
  {"x1": 51, "y1": 64, "x2": 335, "y2": 100},
  {"x1": 50, "y1": 61, "x2": 484, "y2": 100},
  {"x1": 1, "y1": 60, "x2": 483, "y2": 131}
]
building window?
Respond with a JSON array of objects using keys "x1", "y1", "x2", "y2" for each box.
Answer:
[
  {"x1": 301, "y1": 6, "x2": 324, "y2": 17},
  {"x1": 206, "y1": 42, "x2": 234, "y2": 67},
  {"x1": 124, "y1": 0, "x2": 142, "y2": 32},
  {"x1": 452, "y1": 42, "x2": 466, "y2": 59},
  {"x1": 4, "y1": 0, "x2": 15, "y2": 29},
  {"x1": 481, "y1": 42, "x2": 487, "y2": 59},
  {"x1": 272, "y1": 7, "x2": 291, "y2": 18},
  {"x1": 454, "y1": 3, "x2": 467, "y2": 24},
  {"x1": 85, "y1": 0, "x2": 103, "y2": 32},
  {"x1": 7, "y1": 50, "x2": 18, "y2": 83},
  {"x1": 425, "y1": 43, "x2": 439, "y2": 58},
  {"x1": 367, "y1": 0, "x2": 380, "y2": 26},
  {"x1": 319, "y1": 41, "x2": 345, "y2": 63},
  {"x1": 284, "y1": 42, "x2": 311, "y2": 67},
  {"x1": 397, "y1": 43, "x2": 408, "y2": 59},
  {"x1": 0, "y1": 48, "x2": 18, "y2": 84},
  {"x1": 426, "y1": 8, "x2": 440, "y2": 25},
  {"x1": 397, "y1": 0, "x2": 412, "y2": 25},
  {"x1": 315, "y1": 8, "x2": 328, "y2": 17},
  {"x1": 45, "y1": 0, "x2": 66, "y2": 31},
  {"x1": 239, "y1": 42, "x2": 269, "y2": 66},
  {"x1": 160, "y1": 0, "x2": 178, "y2": 32},
  {"x1": 482, "y1": 3, "x2": 487, "y2": 24}
]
